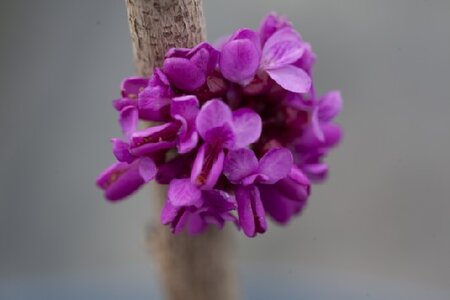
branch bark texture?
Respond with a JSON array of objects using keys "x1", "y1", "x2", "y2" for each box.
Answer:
[{"x1": 125, "y1": 1, "x2": 237, "y2": 299}]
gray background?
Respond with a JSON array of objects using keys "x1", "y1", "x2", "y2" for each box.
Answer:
[{"x1": 1, "y1": 0, "x2": 450, "y2": 298}]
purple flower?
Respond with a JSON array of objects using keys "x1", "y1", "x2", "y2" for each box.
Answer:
[
  {"x1": 287, "y1": 91, "x2": 343, "y2": 182},
  {"x1": 137, "y1": 68, "x2": 173, "y2": 121},
  {"x1": 97, "y1": 12, "x2": 342, "y2": 237},
  {"x1": 220, "y1": 29, "x2": 262, "y2": 85},
  {"x1": 96, "y1": 157, "x2": 156, "y2": 201},
  {"x1": 259, "y1": 166, "x2": 310, "y2": 224},
  {"x1": 260, "y1": 27, "x2": 310, "y2": 93},
  {"x1": 191, "y1": 99, "x2": 262, "y2": 188},
  {"x1": 220, "y1": 26, "x2": 311, "y2": 93},
  {"x1": 162, "y1": 178, "x2": 237, "y2": 234},
  {"x1": 111, "y1": 105, "x2": 139, "y2": 163},
  {"x1": 112, "y1": 77, "x2": 148, "y2": 112},
  {"x1": 163, "y1": 42, "x2": 220, "y2": 91},
  {"x1": 294, "y1": 123, "x2": 342, "y2": 182},
  {"x1": 129, "y1": 95, "x2": 200, "y2": 156},
  {"x1": 259, "y1": 12, "x2": 293, "y2": 45},
  {"x1": 223, "y1": 148, "x2": 294, "y2": 237}
]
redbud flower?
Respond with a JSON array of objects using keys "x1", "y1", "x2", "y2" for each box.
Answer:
[{"x1": 96, "y1": 12, "x2": 342, "y2": 237}]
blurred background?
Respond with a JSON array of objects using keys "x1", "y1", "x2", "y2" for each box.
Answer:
[{"x1": 1, "y1": 0, "x2": 450, "y2": 299}]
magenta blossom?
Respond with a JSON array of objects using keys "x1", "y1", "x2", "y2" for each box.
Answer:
[
  {"x1": 191, "y1": 99, "x2": 262, "y2": 189},
  {"x1": 129, "y1": 95, "x2": 200, "y2": 155},
  {"x1": 96, "y1": 157, "x2": 156, "y2": 201},
  {"x1": 96, "y1": 12, "x2": 342, "y2": 237},
  {"x1": 162, "y1": 187, "x2": 237, "y2": 234},
  {"x1": 163, "y1": 42, "x2": 220, "y2": 91},
  {"x1": 223, "y1": 148, "x2": 297, "y2": 237},
  {"x1": 112, "y1": 77, "x2": 148, "y2": 112},
  {"x1": 137, "y1": 68, "x2": 174, "y2": 121},
  {"x1": 220, "y1": 25, "x2": 311, "y2": 93}
]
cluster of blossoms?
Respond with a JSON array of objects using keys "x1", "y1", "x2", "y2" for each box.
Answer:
[{"x1": 96, "y1": 13, "x2": 342, "y2": 237}]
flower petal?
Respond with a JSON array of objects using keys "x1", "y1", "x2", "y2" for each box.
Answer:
[
  {"x1": 168, "y1": 178, "x2": 202, "y2": 207},
  {"x1": 163, "y1": 57, "x2": 205, "y2": 91},
  {"x1": 235, "y1": 185, "x2": 267, "y2": 238},
  {"x1": 259, "y1": 184, "x2": 305, "y2": 225},
  {"x1": 202, "y1": 189, "x2": 237, "y2": 212},
  {"x1": 119, "y1": 106, "x2": 138, "y2": 139},
  {"x1": 298, "y1": 123, "x2": 343, "y2": 150},
  {"x1": 129, "y1": 122, "x2": 179, "y2": 156},
  {"x1": 220, "y1": 39, "x2": 261, "y2": 85},
  {"x1": 230, "y1": 28, "x2": 261, "y2": 52},
  {"x1": 223, "y1": 148, "x2": 259, "y2": 184},
  {"x1": 137, "y1": 86, "x2": 171, "y2": 122},
  {"x1": 274, "y1": 167, "x2": 310, "y2": 202},
  {"x1": 195, "y1": 99, "x2": 233, "y2": 140},
  {"x1": 191, "y1": 144, "x2": 225, "y2": 189},
  {"x1": 232, "y1": 108, "x2": 262, "y2": 149},
  {"x1": 262, "y1": 28, "x2": 304, "y2": 69},
  {"x1": 258, "y1": 148, "x2": 293, "y2": 184},
  {"x1": 111, "y1": 138, "x2": 134, "y2": 163},
  {"x1": 302, "y1": 163, "x2": 329, "y2": 182},
  {"x1": 318, "y1": 90, "x2": 343, "y2": 122},
  {"x1": 294, "y1": 42, "x2": 316, "y2": 74},
  {"x1": 266, "y1": 65, "x2": 311, "y2": 93},
  {"x1": 186, "y1": 213, "x2": 207, "y2": 235},
  {"x1": 203, "y1": 123, "x2": 235, "y2": 149},
  {"x1": 161, "y1": 201, "x2": 190, "y2": 234},
  {"x1": 171, "y1": 95, "x2": 200, "y2": 153},
  {"x1": 120, "y1": 77, "x2": 148, "y2": 99},
  {"x1": 310, "y1": 107, "x2": 325, "y2": 142},
  {"x1": 259, "y1": 12, "x2": 292, "y2": 45},
  {"x1": 170, "y1": 95, "x2": 199, "y2": 120},
  {"x1": 96, "y1": 162, "x2": 144, "y2": 202},
  {"x1": 156, "y1": 155, "x2": 190, "y2": 184},
  {"x1": 138, "y1": 157, "x2": 157, "y2": 182},
  {"x1": 112, "y1": 98, "x2": 136, "y2": 112}
]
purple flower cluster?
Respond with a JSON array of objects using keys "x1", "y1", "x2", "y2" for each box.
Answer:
[{"x1": 96, "y1": 13, "x2": 342, "y2": 237}]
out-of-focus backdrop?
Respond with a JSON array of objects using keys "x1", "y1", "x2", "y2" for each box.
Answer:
[{"x1": 1, "y1": 0, "x2": 450, "y2": 299}]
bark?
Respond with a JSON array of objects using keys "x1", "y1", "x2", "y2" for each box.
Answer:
[{"x1": 125, "y1": 1, "x2": 237, "y2": 299}]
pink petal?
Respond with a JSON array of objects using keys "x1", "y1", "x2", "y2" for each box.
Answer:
[
  {"x1": 259, "y1": 12, "x2": 292, "y2": 45},
  {"x1": 170, "y1": 95, "x2": 199, "y2": 120},
  {"x1": 195, "y1": 99, "x2": 233, "y2": 140},
  {"x1": 266, "y1": 65, "x2": 311, "y2": 93},
  {"x1": 168, "y1": 178, "x2": 202, "y2": 207},
  {"x1": 120, "y1": 77, "x2": 148, "y2": 99},
  {"x1": 235, "y1": 185, "x2": 267, "y2": 238},
  {"x1": 138, "y1": 157, "x2": 157, "y2": 182},
  {"x1": 191, "y1": 144, "x2": 225, "y2": 189},
  {"x1": 220, "y1": 39, "x2": 261, "y2": 85},
  {"x1": 262, "y1": 28, "x2": 304, "y2": 68},
  {"x1": 163, "y1": 57, "x2": 205, "y2": 91},
  {"x1": 258, "y1": 148, "x2": 293, "y2": 184},
  {"x1": 223, "y1": 148, "x2": 259, "y2": 184},
  {"x1": 318, "y1": 90, "x2": 343, "y2": 122},
  {"x1": 137, "y1": 86, "x2": 171, "y2": 122},
  {"x1": 231, "y1": 108, "x2": 262, "y2": 149},
  {"x1": 111, "y1": 138, "x2": 133, "y2": 163},
  {"x1": 96, "y1": 162, "x2": 144, "y2": 202},
  {"x1": 119, "y1": 106, "x2": 138, "y2": 139}
]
